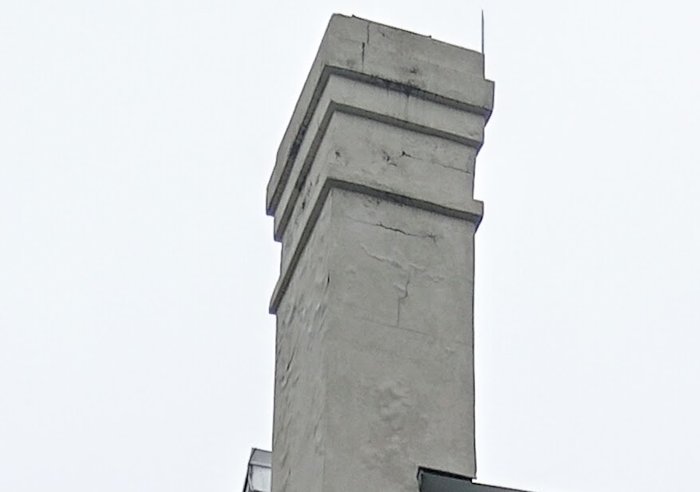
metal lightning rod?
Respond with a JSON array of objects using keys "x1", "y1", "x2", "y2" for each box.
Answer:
[{"x1": 481, "y1": 9, "x2": 485, "y2": 55}]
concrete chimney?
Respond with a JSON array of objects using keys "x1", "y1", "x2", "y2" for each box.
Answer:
[{"x1": 266, "y1": 14, "x2": 494, "y2": 492}]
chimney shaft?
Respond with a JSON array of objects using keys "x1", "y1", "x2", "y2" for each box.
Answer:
[{"x1": 266, "y1": 14, "x2": 494, "y2": 491}]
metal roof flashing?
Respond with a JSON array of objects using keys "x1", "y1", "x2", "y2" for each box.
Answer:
[
  {"x1": 242, "y1": 448, "x2": 271, "y2": 492},
  {"x1": 418, "y1": 468, "x2": 532, "y2": 492}
]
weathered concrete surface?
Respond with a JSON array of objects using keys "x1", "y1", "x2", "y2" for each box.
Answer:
[
  {"x1": 268, "y1": 13, "x2": 493, "y2": 492},
  {"x1": 267, "y1": 15, "x2": 493, "y2": 216}
]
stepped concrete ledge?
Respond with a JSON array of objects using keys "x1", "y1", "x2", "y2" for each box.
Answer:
[
  {"x1": 267, "y1": 14, "x2": 493, "y2": 314},
  {"x1": 267, "y1": 14, "x2": 494, "y2": 492}
]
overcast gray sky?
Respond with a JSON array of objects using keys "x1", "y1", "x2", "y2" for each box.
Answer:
[{"x1": 1, "y1": 1, "x2": 699, "y2": 491}]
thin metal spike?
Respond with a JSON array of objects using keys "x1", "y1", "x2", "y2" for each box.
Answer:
[{"x1": 481, "y1": 9, "x2": 485, "y2": 55}]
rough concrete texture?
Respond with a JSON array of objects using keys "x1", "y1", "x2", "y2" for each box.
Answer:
[
  {"x1": 267, "y1": 14, "x2": 493, "y2": 217},
  {"x1": 268, "y1": 13, "x2": 493, "y2": 492},
  {"x1": 272, "y1": 199, "x2": 331, "y2": 492},
  {"x1": 324, "y1": 189, "x2": 476, "y2": 490}
]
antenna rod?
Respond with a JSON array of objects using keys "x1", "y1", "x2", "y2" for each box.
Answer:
[{"x1": 481, "y1": 9, "x2": 485, "y2": 55}]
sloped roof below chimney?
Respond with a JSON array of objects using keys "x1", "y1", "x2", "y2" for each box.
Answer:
[
  {"x1": 242, "y1": 448, "x2": 271, "y2": 492},
  {"x1": 418, "y1": 468, "x2": 532, "y2": 492}
]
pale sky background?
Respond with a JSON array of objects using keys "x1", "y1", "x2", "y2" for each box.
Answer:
[{"x1": 1, "y1": 1, "x2": 699, "y2": 491}]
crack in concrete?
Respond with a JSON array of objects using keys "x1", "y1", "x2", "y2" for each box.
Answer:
[
  {"x1": 381, "y1": 147, "x2": 470, "y2": 174},
  {"x1": 397, "y1": 273, "x2": 411, "y2": 327},
  {"x1": 376, "y1": 222, "x2": 438, "y2": 242},
  {"x1": 381, "y1": 150, "x2": 397, "y2": 166},
  {"x1": 359, "y1": 244, "x2": 441, "y2": 282},
  {"x1": 347, "y1": 216, "x2": 439, "y2": 243},
  {"x1": 430, "y1": 159, "x2": 473, "y2": 173},
  {"x1": 360, "y1": 244, "x2": 404, "y2": 270},
  {"x1": 361, "y1": 23, "x2": 370, "y2": 70}
]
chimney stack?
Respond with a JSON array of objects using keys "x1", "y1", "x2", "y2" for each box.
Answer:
[{"x1": 266, "y1": 14, "x2": 494, "y2": 491}]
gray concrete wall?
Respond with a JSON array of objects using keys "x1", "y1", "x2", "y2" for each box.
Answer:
[{"x1": 267, "y1": 14, "x2": 493, "y2": 492}]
